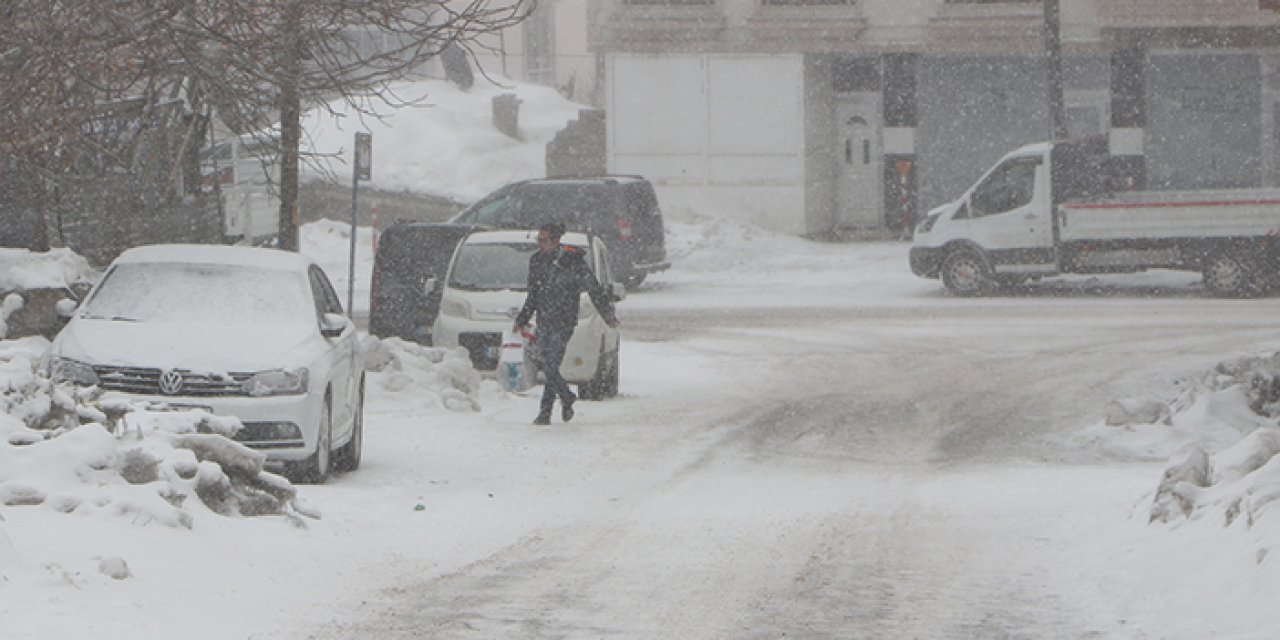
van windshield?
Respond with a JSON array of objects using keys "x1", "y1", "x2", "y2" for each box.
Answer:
[
  {"x1": 448, "y1": 243, "x2": 539, "y2": 291},
  {"x1": 448, "y1": 242, "x2": 592, "y2": 291}
]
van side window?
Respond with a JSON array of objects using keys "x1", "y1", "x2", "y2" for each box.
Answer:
[
  {"x1": 467, "y1": 195, "x2": 520, "y2": 226},
  {"x1": 970, "y1": 157, "x2": 1041, "y2": 217}
]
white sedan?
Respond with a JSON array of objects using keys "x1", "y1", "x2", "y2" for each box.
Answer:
[{"x1": 45, "y1": 244, "x2": 363, "y2": 483}]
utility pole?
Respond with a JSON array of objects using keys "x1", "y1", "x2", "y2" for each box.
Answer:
[
  {"x1": 1044, "y1": 0, "x2": 1068, "y2": 140},
  {"x1": 277, "y1": 0, "x2": 303, "y2": 251}
]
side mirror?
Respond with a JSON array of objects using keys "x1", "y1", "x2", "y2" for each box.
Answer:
[
  {"x1": 610, "y1": 282, "x2": 626, "y2": 303},
  {"x1": 55, "y1": 298, "x2": 79, "y2": 320},
  {"x1": 424, "y1": 277, "x2": 439, "y2": 296},
  {"x1": 320, "y1": 313, "x2": 349, "y2": 338}
]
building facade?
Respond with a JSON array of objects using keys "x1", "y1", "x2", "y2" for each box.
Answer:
[{"x1": 590, "y1": 0, "x2": 1280, "y2": 236}]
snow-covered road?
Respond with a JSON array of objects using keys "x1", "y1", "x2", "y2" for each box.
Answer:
[
  {"x1": 297, "y1": 239, "x2": 1280, "y2": 639},
  {"x1": 10, "y1": 226, "x2": 1280, "y2": 639}
]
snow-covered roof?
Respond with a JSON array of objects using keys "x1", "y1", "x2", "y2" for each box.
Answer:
[{"x1": 113, "y1": 244, "x2": 313, "y2": 271}]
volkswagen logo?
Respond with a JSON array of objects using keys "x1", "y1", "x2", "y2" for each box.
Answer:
[{"x1": 158, "y1": 370, "x2": 184, "y2": 395}]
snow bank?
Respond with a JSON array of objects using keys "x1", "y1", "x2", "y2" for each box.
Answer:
[
  {"x1": 0, "y1": 338, "x2": 311, "y2": 533},
  {"x1": 1084, "y1": 352, "x2": 1280, "y2": 528},
  {"x1": 0, "y1": 248, "x2": 97, "y2": 292},
  {"x1": 302, "y1": 76, "x2": 587, "y2": 203},
  {"x1": 1, "y1": 332, "x2": 484, "y2": 542},
  {"x1": 361, "y1": 335, "x2": 482, "y2": 413}
]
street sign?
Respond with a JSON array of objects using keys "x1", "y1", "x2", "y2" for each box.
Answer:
[{"x1": 355, "y1": 132, "x2": 372, "y2": 181}]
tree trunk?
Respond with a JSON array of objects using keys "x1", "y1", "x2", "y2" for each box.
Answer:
[{"x1": 277, "y1": 1, "x2": 303, "y2": 252}]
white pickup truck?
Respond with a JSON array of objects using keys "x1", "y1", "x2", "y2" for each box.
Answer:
[{"x1": 910, "y1": 136, "x2": 1280, "y2": 296}]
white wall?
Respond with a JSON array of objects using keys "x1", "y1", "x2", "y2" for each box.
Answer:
[{"x1": 607, "y1": 53, "x2": 807, "y2": 233}]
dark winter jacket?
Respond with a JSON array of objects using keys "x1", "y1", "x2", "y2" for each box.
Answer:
[{"x1": 515, "y1": 244, "x2": 617, "y2": 332}]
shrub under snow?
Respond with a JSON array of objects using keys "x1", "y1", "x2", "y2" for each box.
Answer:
[
  {"x1": 1141, "y1": 354, "x2": 1280, "y2": 527},
  {"x1": 1, "y1": 333, "x2": 485, "y2": 534},
  {"x1": 1, "y1": 338, "x2": 309, "y2": 529}
]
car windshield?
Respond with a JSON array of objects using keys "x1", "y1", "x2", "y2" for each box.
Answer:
[
  {"x1": 448, "y1": 242, "x2": 592, "y2": 291},
  {"x1": 448, "y1": 243, "x2": 538, "y2": 291},
  {"x1": 81, "y1": 262, "x2": 311, "y2": 323}
]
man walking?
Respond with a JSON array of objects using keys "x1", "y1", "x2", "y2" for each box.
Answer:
[{"x1": 514, "y1": 222, "x2": 620, "y2": 425}]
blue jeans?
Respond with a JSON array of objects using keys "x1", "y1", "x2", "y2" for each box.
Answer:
[{"x1": 538, "y1": 326, "x2": 575, "y2": 412}]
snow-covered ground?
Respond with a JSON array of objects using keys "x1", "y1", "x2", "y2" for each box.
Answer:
[
  {"x1": 6, "y1": 73, "x2": 1280, "y2": 638},
  {"x1": 3, "y1": 220, "x2": 1280, "y2": 638}
]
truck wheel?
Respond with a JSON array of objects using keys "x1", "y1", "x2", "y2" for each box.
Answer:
[
  {"x1": 624, "y1": 273, "x2": 647, "y2": 290},
  {"x1": 941, "y1": 250, "x2": 990, "y2": 296},
  {"x1": 1203, "y1": 253, "x2": 1257, "y2": 298}
]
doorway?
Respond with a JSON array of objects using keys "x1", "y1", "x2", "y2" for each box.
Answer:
[{"x1": 835, "y1": 93, "x2": 882, "y2": 228}]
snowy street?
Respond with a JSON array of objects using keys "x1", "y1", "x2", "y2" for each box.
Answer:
[
  {"x1": 8, "y1": 223, "x2": 1280, "y2": 639},
  {"x1": 291, "y1": 231, "x2": 1280, "y2": 638}
]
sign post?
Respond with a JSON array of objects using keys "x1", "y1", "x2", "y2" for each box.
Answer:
[{"x1": 349, "y1": 132, "x2": 372, "y2": 316}]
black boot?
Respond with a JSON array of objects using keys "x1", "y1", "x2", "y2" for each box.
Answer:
[
  {"x1": 561, "y1": 397, "x2": 575, "y2": 423},
  {"x1": 533, "y1": 410, "x2": 551, "y2": 426}
]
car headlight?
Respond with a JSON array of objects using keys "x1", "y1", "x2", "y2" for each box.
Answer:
[
  {"x1": 49, "y1": 357, "x2": 100, "y2": 386},
  {"x1": 244, "y1": 368, "x2": 309, "y2": 397},
  {"x1": 440, "y1": 297, "x2": 470, "y2": 319}
]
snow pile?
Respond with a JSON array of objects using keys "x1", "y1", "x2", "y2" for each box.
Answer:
[
  {"x1": 0, "y1": 337, "x2": 312, "y2": 536},
  {"x1": 302, "y1": 76, "x2": 587, "y2": 203},
  {"x1": 1149, "y1": 427, "x2": 1280, "y2": 527},
  {"x1": 360, "y1": 335, "x2": 481, "y2": 412},
  {"x1": 0, "y1": 248, "x2": 99, "y2": 339},
  {"x1": 0, "y1": 247, "x2": 97, "y2": 292},
  {"x1": 1089, "y1": 352, "x2": 1280, "y2": 528},
  {"x1": 1134, "y1": 355, "x2": 1280, "y2": 527},
  {"x1": 0, "y1": 292, "x2": 23, "y2": 339}
]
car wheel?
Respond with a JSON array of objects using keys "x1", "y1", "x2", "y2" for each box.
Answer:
[
  {"x1": 333, "y1": 378, "x2": 364, "y2": 473},
  {"x1": 288, "y1": 394, "x2": 332, "y2": 484},
  {"x1": 1203, "y1": 252, "x2": 1257, "y2": 298},
  {"x1": 940, "y1": 250, "x2": 991, "y2": 296},
  {"x1": 578, "y1": 342, "x2": 609, "y2": 401}
]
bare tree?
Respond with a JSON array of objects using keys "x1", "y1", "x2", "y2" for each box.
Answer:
[{"x1": 0, "y1": 0, "x2": 533, "y2": 251}]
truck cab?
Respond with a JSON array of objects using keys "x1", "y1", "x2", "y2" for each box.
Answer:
[{"x1": 910, "y1": 143, "x2": 1057, "y2": 294}]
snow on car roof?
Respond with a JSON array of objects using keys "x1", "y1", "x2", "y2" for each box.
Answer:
[
  {"x1": 463, "y1": 230, "x2": 591, "y2": 246},
  {"x1": 112, "y1": 244, "x2": 314, "y2": 270}
]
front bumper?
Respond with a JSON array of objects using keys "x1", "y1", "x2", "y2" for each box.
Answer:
[
  {"x1": 434, "y1": 314, "x2": 604, "y2": 383},
  {"x1": 633, "y1": 259, "x2": 671, "y2": 274},
  {"x1": 102, "y1": 391, "x2": 321, "y2": 462},
  {"x1": 909, "y1": 246, "x2": 943, "y2": 279}
]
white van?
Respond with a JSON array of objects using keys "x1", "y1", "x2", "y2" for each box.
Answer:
[{"x1": 430, "y1": 230, "x2": 625, "y2": 399}]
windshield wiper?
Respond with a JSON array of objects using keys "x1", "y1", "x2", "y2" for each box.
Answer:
[{"x1": 82, "y1": 314, "x2": 139, "y2": 322}]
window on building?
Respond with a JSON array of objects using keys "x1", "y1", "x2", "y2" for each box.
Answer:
[
  {"x1": 622, "y1": 0, "x2": 713, "y2": 5},
  {"x1": 763, "y1": 0, "x2": 853, "y2": 5}
]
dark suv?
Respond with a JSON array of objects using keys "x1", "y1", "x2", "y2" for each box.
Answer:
[{"x1": 448, "y1": 175, "x2": 669, "y2": 287}]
